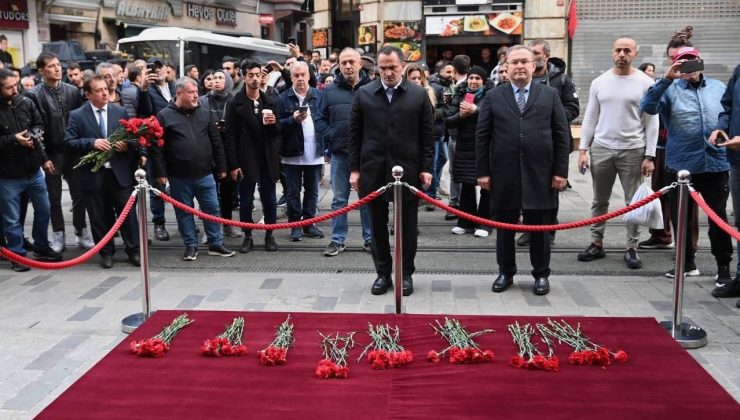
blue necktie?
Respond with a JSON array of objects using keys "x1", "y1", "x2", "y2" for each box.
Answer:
[
  {"x1": 97, "y1": 109, "x2": 107, "y2": 138},
  {"x1": 517, "y1": 88, "x2": 526, "y2": 113},
  {"x1": 386, "y1": 87, "x2": 395, "y2": 103}
]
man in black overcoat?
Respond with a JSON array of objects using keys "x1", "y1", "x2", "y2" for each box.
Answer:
[
  {"x1": 475, "y1": 45, "x2": 570, "y2": 296},
  {"x1": 348, "y1": 45, "x2": 435, "y2": 297}
]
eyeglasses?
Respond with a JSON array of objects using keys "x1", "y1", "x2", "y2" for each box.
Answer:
[{"x1": 509, "y1": 60, "x2": 533, "y2": 67}]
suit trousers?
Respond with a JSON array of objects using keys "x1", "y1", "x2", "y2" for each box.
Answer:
[
  {"x1": 82, "y1": 169, "x2": 139, "y2": 257},
  {"x1": 367, "y1": 198, "x2": 418, "y2": 277},
  {"x1": 46, "y1": 152, "x2": 87, "y2": 234},
  {"x1": 495, "y1": 209, "x2": 551, "y2": 278}
]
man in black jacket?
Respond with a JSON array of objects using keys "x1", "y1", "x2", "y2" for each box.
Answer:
[
  {"x1": 517, "y1": 40, "x2": 580, "y2": 247},
  {"x1": 27, "y1": 52, "x2": 90, "y2": 254},
  {"x1": 476, "y1": 45, "x2": 570, "y2": 296},
  {"x1": 314, "y1": 48, "x2": 373, "y2": 257},
  {"x1": 0, "y1": 68, "x2": 62, "y2": 271},
  {"x1": 348, "y1": 45, "x2": 435, "y2": 297},
  {"x1": 150, "y1": 77, "x2": 234, "y2": 261},
  {"x1": 224, "y1": 61, "x2": 281, "y2": 253}
]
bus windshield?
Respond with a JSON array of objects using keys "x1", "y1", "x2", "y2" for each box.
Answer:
[{"x1": 119, "y1": 40, "x2": 179, "y2": 66}]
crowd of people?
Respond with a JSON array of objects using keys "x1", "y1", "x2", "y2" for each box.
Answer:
[{"x1": 0, "y1": 26, "x2": 739, "y2": 307}]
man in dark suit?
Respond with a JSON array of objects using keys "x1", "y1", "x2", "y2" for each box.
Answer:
[
  {"x1": 348, "y1": 45, "x2": 435, "y2": 297},
  {"x1": 476, "y1": 45, "x2": 570, "y2": 296},
  {"x1": 64, "y1": 75, "x2": 144, "y2": 269}
]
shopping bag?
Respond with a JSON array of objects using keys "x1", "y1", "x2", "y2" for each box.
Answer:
[{"x1": 623, "y1": 182, "x2": 664, "y2": 229}]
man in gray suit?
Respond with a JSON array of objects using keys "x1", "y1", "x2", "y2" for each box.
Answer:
[{"x1": 476, "y1": 45, "x2": 570, "y2": 296}]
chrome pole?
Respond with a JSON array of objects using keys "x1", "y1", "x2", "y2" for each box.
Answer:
[
  {"x1": 392, "y1": 166, "x2": 404, "y2": 315},
  {"x1": 122, "y1": 169, "x2": 154, "y2": 333},
  {"x1": 660, "y1": 170, "x2": 707, "y2": 348}
]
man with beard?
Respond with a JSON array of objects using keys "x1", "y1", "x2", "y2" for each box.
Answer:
[
  {"x1": 223, "y1": 56, "x2": 244, "y2": 97},
  {"x1": 577, "y1": 37, "x2": 659, "y2": 269},
  {"x1": 517, "y1": 39, "x2": 580, "y2": 247},
  {"x1": 315, "y1": 47, "x2": 374, "y2": 256},
  {"x1": 348, "y1": 45, "x2": 434, "y2": 296}
]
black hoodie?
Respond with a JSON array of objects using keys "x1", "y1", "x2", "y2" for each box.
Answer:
[{"x1": 534, "y1": 57, "x2": 580, "y2": 123}]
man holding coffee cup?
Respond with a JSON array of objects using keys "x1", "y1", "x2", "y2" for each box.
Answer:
[{"x1": 224, "y1": 60, "x2": 282, "y2": 253}]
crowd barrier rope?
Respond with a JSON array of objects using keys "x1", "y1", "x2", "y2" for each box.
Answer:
[
  {"x1": 412, "y1": 184, "x2": 674, "y2": 232},
  {"x1": 155, "y1": 185, "x2": 388, "y2": 230},
  {"x1": 691, "y1": 189, "x2": 740, "y2": 241},
  {"x1": 0, "y1": 191, "x2": 138, "y2": 270}
]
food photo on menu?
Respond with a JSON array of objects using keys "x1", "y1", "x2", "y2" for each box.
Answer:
[
  {"x1": 427, "y1": 12, "x2": 523, "y2": 37},
  {"x1": 383, "y1": 22, "x2": 423, "y2": 62}
]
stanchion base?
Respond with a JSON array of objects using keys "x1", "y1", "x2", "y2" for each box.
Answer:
[
  {"x1": 121, "y1": 311, "x2": 155, "y2": 334},
  {"x1": 659, "y1": 321, "x2": 707, "y2": 349}
]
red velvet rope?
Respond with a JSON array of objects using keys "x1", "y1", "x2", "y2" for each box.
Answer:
[
  {"x1": 691, "y1": 190, "x2": 740, "y2": 241},
  {"x1": 415, "y1": 188, "x2": 665, "y2": 232},
  {"x1": 156, "y1": 187, "x2": 385, "y2": 230},
  {"x1": 0, "y1": 192, "x2": 138, "y2": 269}
]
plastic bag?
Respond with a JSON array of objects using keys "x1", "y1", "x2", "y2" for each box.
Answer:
[{"x1": 623, "y1": 182, "x2": 663, "y2": 229}]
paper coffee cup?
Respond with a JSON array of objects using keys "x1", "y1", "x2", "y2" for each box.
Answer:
[{"x1": 261, "y1": 109, "x2": 273, "y2": 124}]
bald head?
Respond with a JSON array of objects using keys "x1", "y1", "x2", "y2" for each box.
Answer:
[{"x1": 339, "y1": 48, "x2": 362, "y2": 85}]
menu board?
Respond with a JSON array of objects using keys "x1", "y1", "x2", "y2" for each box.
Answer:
[
  {"x1": 358, "y1": 25, "x2": 376, "y2": 46},
  {"x1": 383, "y1": 21, "x2": 422, "y2": 62},
  {"x1": 312, "y1": 29, "x2": 328, "y2": 48},
  {"x1": 426, "y1": 12, "x2": 524, "y2": 37}
]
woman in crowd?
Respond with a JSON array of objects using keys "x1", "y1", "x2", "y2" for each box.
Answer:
[
  {"x1": 199, "y1": 70, "x2": 215, "y2": 95},
  {"x1": 443, "y1": 66, "x2": 495, "y2": 237}
]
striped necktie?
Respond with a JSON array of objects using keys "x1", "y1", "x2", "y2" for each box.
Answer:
[{"x1": 516, "y1": 88, "x2": 526, "y2": 113}]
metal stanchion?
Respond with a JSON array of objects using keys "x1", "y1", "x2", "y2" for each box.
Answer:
[
  {"x1": 392, "y1": 166, "x2": 404, "y2": 315},
  {"x1": 122, "y1": 169, "x2": 154, "y2": 333},
  {"x1": 659, "y1": 170, "x2": 707, "y2": 348}
]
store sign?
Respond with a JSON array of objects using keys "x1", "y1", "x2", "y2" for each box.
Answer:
[
  {"x1": 426, "y1": 12, "x2": 523, "y2": 37},
  {"x1": 186, "y1": 3, "x2": 236, "y2": 26},
  {"x1": 259, "y1": 14, "x2": 273, "y2": 25},
  {"x1": 116, "y1": 1, "x2": 170, "y2": 21},
  {"x1": 0, "y1": 0, "x2": 30, "y2": 29}
]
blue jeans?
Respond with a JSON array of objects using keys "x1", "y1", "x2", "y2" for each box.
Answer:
[
  {"x1": 146, "y1": 159, "x2": 166, "y2": 225},
  {"x1": 730, "y1": 165, "x2": 740, "y2": 273},
  {"x1": 330, "y1": 154, "x2": 371, "y2": 244},
  {"x1": 284, "y1": 164, "x2": 322, "y2": 222},
  {"x1": 427, "y1": 136, "x2": 448, "y2": 198},
  {"x1": 238, "y1": 163, "x2": 277, "y2": 238},
  {"x1": 0, "y1": 169, "x2": 52, "y2": 255},
  {"x1": 169, "y1": 175, "x2": 223, "y2": 247}
]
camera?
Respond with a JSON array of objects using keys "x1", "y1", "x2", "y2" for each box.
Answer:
[{"x1": 28, "y1": 128, "x2": 46, "y2": 153}]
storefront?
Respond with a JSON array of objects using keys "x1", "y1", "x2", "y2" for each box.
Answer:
[{"x1": 0, "y1": 0, "x2": 39, "y2": 67}]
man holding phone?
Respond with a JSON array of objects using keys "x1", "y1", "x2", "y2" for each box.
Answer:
[{"x1": 641, "y1": 46, "x2": 733, "y2": 288}]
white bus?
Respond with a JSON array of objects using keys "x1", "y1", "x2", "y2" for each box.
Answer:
[{"x1": 117, "y1": 27, "x2": 291, "y2": 76}]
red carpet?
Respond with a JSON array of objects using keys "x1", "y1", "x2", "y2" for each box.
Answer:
[{"x1": 38, "y1": 311, "x2": 739, "y2": 419}]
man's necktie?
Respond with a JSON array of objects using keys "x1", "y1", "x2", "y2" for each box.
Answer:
[
  {"x1": 97, "y1": 109, "x2": 107, "y2": 138},
  {"x1": 386, "y1": 87, "x2": 395, "y2": 103},
  {"x1": 517, "y1": 88, "x2": 526, "y2": 113}
]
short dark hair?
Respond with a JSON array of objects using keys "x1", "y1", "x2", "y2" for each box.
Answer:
[
  {"x1": 312, "y1": 50, "x2": 320, "y2": 55},
  {"x1": 0, "y1": 35, "x2": 6, "y2": 42},
  {"x1": 166, "y1": 63, "x2": 176, "y2": 70},
  {"x1": 0, "y1": 68, "x2": 16, "y2": 85},
  {"x1": 83, "y1": 75, "x2": 106, "y2": 93},
  {"x1": 36, "y1": 52, "x2": 59, "y2": 70},
  {"x1": 240, "y1": 60, "x2": 261, "y2": 75},
  {"x1": 223, "y1": 56, "x2": 237, "y2": 65},
  {"x1": 451, "y1": 55, "x2": 471, "y2": 75},
  {"x1": 67, "y1": 62, "x2": 82, "y2": 72},
  {"x1": 377, "y1": 45, "x2": 404, "y2": 64},
  {"x1": 638, "y1": 63, "x2": 655, "y2": 73},
  {"x1": 128, "y1": 66, "x2": 141, "y2": 82},
  {"x1": 434, "y1": 59, "x2": 451, "y2": 73},
  {"x1": 184, "y1": 64, "x2": 196, "y2": 74}
]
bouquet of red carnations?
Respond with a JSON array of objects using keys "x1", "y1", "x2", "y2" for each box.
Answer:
[
  {"x1": 201, "y1": 317, "x2": 248, "y2": 357},
  {"x1": 257, "y1": 315, "x2": 294, "y2": 366},
  {"x1": 507, "y1": 321, "x2": 559, "y2": 372},
  {"x1": 316, "y1": 331, "x2": 356, "y2": 379},
  {"x1": 426, "y1": 318, "x2": 494, "y2": 364},
  {"x1": 537, "y1": 319, "x2": 629, "y2": 367},
  {"x1": 357, "y1": 323, "x2": 413, "y2": 369},
  {"x1": 75, "y1": 116, "x2": 164, "y2": 172},
  {"x1": 130, "y1": 313, "x2": 193, "y2": 358}
]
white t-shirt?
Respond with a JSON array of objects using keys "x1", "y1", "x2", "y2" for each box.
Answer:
[
  {"x1": 281, "y1": 91, "x2": 323, "y2": 166},
  {"x1": 579, "y1": 69, "x2": 659, "y2": 157}
]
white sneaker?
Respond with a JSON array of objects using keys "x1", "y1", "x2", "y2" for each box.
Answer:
[
  {"x1": 50, "y1": 231, "x2": 65, "y2": 253},
  {"x1": 474, "y1": 229, "x2": 490, "y2": 238},
  {"x1": 201, "y1": 234, "x2": 208, "y2": 245},
  {"x1": 451, "y1": 226, "x2": 467, "y2": 235},
  {"x1": 75, "y1": 228, "x2": 95, "y2": 249}
]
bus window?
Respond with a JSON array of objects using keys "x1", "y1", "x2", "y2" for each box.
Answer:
[{"x1": 119, "y1": 40, "x2": 179, "y2": 67}]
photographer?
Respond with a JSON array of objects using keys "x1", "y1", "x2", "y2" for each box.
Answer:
[{"x1": 0, "y1": 68, "x2": 62, "y2": 271}]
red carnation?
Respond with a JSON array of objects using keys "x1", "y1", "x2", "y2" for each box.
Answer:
[
  {"x1": 427, "y1": 350, "x2": 441, "y2": 363},
  {"x1": 614, "y1": 350, "x2": 628, "y2": 363},
  {"x1": 509, "y1": 355, "x2": 526, "y2": 368}
]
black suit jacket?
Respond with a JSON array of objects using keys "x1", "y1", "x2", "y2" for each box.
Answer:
[
  {"x1": 64, "y1": 103, "x2": 139, "y2": 189},
  {"x1": 475, "y1": 82, "x2": 570, "y2": 210},
  {"x1": 348, "y1": 79, "x2": 434, "y2": 199}
]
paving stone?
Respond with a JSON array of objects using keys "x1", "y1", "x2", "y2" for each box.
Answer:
[
  {"x1": 206, "y1": 289, "x2": 232, "y2": 302},
  {"x1": 98, "y1": 277, "x2": 126, "y2": 288},
  {"x1": 453, "y1": 286, "x2": 476, "y2": 299},
  {"x1": 0, "y1": 275, "x2": 13, "y2": 284},
  {"x1": 312, "y1": 296, "x2": 338, "y2": 311},
  {"x1": 698, "y1": 301, "x2": 738, "y2": 317},
  {"x1": 431, "y1": 280, "x2": 452, "y2": 292},
  {"x1": 21, "y1": 276, "x2": 51, "y2": 286},
  {"x1": 66, "y1": 307, "x2": 103, "y2": 322},
  {"x1": 78, "y1": 288, "x2": 109, "y2": 300},
  {"x1": 29, "y1": 281, "x2": 61, "y2": 293},
  {"x1": 339, "y1": 290, "x2": 362, "y2": 305},
  {"x1": 384, "y1": 304, "x2": 406, "y2": 314},
  {"x1": 2, "y1": 381, "x2": 56, "y2": 411},
  {"x1": 259, "y1": 278, "x2": 283, "y2": 290},
  {"x1": 243, "y1": 303, "x2": 266, "y2": 311},
  {"x1": 37, "y1": 358, "x2": 85, "y2": 386},
  {"x1": 561, "y1": 280, "x2": 599, "y2": 307},
  {"x1": 119, "y1": 287, "x2": 141, "y2": 301},
  {"x1": 176, "y1": 295, "x2": 206, "y2": 309},
  {"x1": 521, "y1": 289, "x2": 551, "y2": 307},
  {"x1": 650, "y1": 300, "x2": 672, "y2": 312}
]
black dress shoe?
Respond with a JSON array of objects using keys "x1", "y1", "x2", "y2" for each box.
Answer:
[
  {"x1": 371, "y1": 275, "x2": 391, "y2": 295},
  {"x1": 492, "y1": 274, "x2": 514, "y2": 293},
  {"x1": 100, "y1": 255, "x2": 114, "y2": 269},
  {"x1": 402, "y1": 275, "x2": 414, "y2": 296},
  {"x1": 239, "y1": 237, "x2": 253, "y2": 253},
  {"x1": 11, "y1": 261, "x2": 30, "y2": 272},
  {"x1": 265, "y1": 236, "x2": 278, "y2": 252},
  {"x1": 154, "y1": 224, "x2": 169, "y2": 241},
  {"x1": 128, "y1": 253, "x2": 141, "y2": 267},
  {"x1": 533, "y1": 277, "x2": 550, "y2": 296}
]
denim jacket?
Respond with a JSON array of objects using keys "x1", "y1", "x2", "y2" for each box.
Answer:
[{"x1": 641, "y1": 76, "x2": 728, "y2": 174}]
